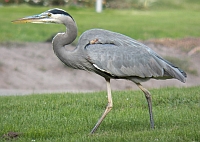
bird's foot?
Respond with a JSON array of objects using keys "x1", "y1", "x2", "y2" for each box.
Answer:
[{"x1": 90, "y1": 38, "x2": 99, "y2": 44}]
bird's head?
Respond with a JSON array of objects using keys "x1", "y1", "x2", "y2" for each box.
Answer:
[{"x1": 12, "y1": 8, "x2": 74, "y2": 24}]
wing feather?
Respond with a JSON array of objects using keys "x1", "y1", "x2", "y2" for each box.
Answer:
[{"x1": 78, "y1": 29, "x2": 186, "y2": 82}]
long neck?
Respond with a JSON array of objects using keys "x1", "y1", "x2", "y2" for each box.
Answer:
[{"x1": 52, "y1": 17, "x2": 78, "y2": 68}]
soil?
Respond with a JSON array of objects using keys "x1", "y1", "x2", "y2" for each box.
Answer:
[{"x1": 0, "y1": 37, "x2": 200, "y2": 95}]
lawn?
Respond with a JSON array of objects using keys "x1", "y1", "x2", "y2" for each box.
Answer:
[
  {"x1": 0, "y1": 86, "x2": 200, "y2": 141},
  {"x1": 0, "y1": 5, "x2": 200, "y2": 42},
  {"x1": 0, "y1": 3, "x2": 200, "y2": 142}
]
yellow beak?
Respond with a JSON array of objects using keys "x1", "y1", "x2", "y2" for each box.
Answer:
[{"x1": 12, "y1": 14, "x2": 50, "y2": 24}]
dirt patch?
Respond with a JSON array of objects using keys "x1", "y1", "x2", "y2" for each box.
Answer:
[
  {"x1": 0, "y1": 38, "x2": 200, "y2": 95},
  {"x1": 2, "y1": 132, "x2": 21, "y2": 140}
]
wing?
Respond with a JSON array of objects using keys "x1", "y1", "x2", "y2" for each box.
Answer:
[
  {"x1": 78, "y1": 29, "x2": 186, "y2": 82},
  {"x1": 78, "y1": 29, "x2": 145, "y2": 49},
  {"x1": 86, "y1": 43, "x2": 164, "y2": 77}
]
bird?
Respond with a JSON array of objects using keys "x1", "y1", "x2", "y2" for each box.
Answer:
[{"x1": 12, "y1": 8, "x2": 187, "y2": 134}]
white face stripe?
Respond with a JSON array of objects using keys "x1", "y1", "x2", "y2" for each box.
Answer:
[
  {"x1": 37, "y1": 10, "x2": 67, "y2": 24},
  {"x1": 50, "y1": 14, "x2": 64, "y2": 24}
]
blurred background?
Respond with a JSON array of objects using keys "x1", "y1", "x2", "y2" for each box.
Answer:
[
  {"x1": 0, "y1": 0, "x2": 200, "y2": 95},
  {"x1": 1, "y1": 0, "x2": 200, "y2": 10}
]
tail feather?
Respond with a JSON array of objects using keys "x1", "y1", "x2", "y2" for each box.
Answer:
[
  {"x1": 154, "y1": 54, "x2": 187, "y2": 83},
  {"x1": 165, "y1": 64, "x2": 186, "y2": 83}
]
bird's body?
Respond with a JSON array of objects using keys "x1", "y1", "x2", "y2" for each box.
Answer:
[
  {"x1": 13, "y1": 8, "x2": 187, "y2": 134},
  {"x1": 54, "y1": 28, "x2": 186, "y2": 83}
]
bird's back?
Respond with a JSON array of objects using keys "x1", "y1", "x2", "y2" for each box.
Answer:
[{"x1": 77, "y1": 29, "x2": 187, "y2": 83}]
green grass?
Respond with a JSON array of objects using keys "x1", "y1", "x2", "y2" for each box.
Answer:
[
  {"x1": 0, "y1": 5, "x2": 200, "y2": 42},
  {"x1": 0, "y1": 86, "x2": 200, "y2": 141},
  {"x1": 151, "y1": 0, "x2": 200, "y2": 10}
]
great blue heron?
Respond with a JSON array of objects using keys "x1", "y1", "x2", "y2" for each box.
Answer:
[{"x1": 13, "y1": 8, "x2": 187, "y2": 134}]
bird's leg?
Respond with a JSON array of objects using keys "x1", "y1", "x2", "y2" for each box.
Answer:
[
  {"x1": 136, "y1": 83, "x2": 154, "y2": 129},
  {"x1": 90, "y1": 78, "x2": 113, "y2": 134}
]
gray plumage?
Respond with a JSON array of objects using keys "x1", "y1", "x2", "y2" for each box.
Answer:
[
  {"x1": 82, "y1": 29, "x2": 186, "y2": 82},
  {"x1": 13, "y1": 8, "x2": 187, "y2": 134}
]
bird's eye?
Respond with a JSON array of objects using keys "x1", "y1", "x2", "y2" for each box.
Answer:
[{"x1": 48, "y1": 13, "x2": 51, "y2": 17}]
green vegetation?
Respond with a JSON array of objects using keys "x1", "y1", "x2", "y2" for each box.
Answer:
[
  {"x1": 151, "y1": 0, "x2": 200, "y2": 10},
  {"x1": 0, "y1": 87, "x2": 200, "y2": 141},
  {"x1": 102, "y1": 0, "x2": 200, "y2": 10},
  {"x1": 0, "y1": 5, "x2": 200, "y2": 42},
  {"x1": 0, "y1": 2, "x2": 200, "y2": 141}
]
